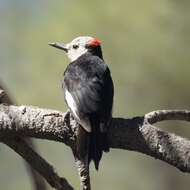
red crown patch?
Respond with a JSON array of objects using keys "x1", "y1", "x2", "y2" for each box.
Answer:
[{"x1": 87, "y1": 38, "x2": 101, "y2": 47}]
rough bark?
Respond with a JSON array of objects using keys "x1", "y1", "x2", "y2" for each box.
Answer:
[
  {"x1": 0, "y1": 104, "x2": 190, "y2": 189},
  {"x1": 0, "y1": 105, "x2": 190, "y2": 171},
  {"x1": 0, "y1": 83, "x2": 47, "y2": 190}
]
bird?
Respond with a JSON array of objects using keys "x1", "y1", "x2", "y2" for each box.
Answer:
[{"x1": 49, "y1": 36, "x2": 114, "y2": 170}]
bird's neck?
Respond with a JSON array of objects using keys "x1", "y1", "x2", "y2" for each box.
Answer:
[{"x1": 88, "y1": 46, "x2": 103, "y2": 60}]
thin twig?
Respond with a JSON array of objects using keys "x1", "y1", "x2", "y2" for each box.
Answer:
[
  {"x1": 72, "y1": 147, "x2": 91, "y2": 190},
  {"x1": 144, "y1": 110, "x2": 190, "y2": 124}
]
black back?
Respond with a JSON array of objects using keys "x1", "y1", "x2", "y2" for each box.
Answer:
[{"x1": 63, "y1": 52, "x2": 114, "y2": 169}]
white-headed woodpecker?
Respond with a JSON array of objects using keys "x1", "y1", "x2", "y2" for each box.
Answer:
[{"x1": 49, "y1": 36, "x2": 114, "y2": 170}]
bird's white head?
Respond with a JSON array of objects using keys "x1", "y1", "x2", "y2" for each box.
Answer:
[{"x1": 49, "y1": 36, "x2": 102, "y2": 62}]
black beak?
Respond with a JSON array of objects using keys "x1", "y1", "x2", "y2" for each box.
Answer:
[{"x1": 48, "y1": 42, "x2": 68, "y2": 52}]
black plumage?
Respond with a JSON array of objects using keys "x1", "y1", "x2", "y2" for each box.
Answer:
[
  {"x1": 49, "y1": 36, "x2": 114, "y2": 170},
  {"x1": 63, "y1": 50, "x2": 114, "y2": 170}
]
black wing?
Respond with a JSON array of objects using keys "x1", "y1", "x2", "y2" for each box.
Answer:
[{"x1": 63, "y1": 55, "x2": 113, "y2": 131}]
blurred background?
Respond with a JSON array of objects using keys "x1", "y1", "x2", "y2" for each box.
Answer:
[{"x1": 0, "y1": 0, "x2": 190, "y2": 189}]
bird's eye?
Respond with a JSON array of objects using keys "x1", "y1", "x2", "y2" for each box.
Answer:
[{"x1": 72, "y1": 44, "x2": 79, "y2": 49}]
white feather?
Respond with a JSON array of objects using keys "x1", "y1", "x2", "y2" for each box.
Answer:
[
  {"x1": 65, "y1": 89, "x2": 92, "y2": 132},
  {"x1": 65, "y1": 89, "x2": 80, "y2": 120},
  {"x1": 66, "y1": 36, "x2": 93, "y2": 62}
]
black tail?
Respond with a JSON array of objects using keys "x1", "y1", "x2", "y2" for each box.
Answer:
[
  {"x1": 76, "y1": 118, "x2": 109, "y2": 170},
  {"x1": 76, "y1": 125, "x2": 89, "y2": 160},
  {"x1": 88, "y1": 117, "x2": 109, "y2": 170}
]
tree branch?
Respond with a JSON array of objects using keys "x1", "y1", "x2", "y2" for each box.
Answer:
[
  {"x1": 0, "y1": 104, "x2": 190, "y2": 175},
  {"x1": 1, "y1": 136, "x2": 74, "y2": 190},
  {"x1": 0, "y1": 83, "x2": 75, "y2": 190},
  {"x1": 0, "y1": 83, "x2": 47, "y2": 190},
  {"x1": 72, "y1": 148, "x2": 91, "y2": 190},
  {"x1": 110, "y1": 116, "x2": 190, "y2": 172},
  {"x1": 145, "y1": 110, "x2": 190, "y2": 124}
]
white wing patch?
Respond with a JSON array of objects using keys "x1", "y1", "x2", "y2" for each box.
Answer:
[
  {"x1": 65, "y1": 89, "x2": 92, "y2": 132},
  {"x1": 65, "y1": 89, "x2": 80, "y2": 120}
]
